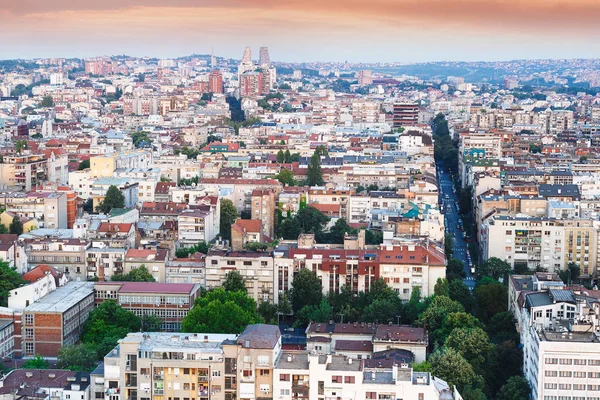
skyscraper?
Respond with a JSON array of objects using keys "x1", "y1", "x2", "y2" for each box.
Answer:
[
  {"x1": 242, "y1": 46, "x2": 252, "y2": 63},
  {"x1": 208, "y1": 70, "x2": 223, "y2": 94},
  {"x1": 259, "y1": 46, "x2": 270, "y2": 66},
  {"x1": 210, "y1": 47, "x2": 216, "y2": 69}
]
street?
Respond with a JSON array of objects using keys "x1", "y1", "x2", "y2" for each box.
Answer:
[{"x1": 437, "y1": 166, "x2": 476, "y2": 290}]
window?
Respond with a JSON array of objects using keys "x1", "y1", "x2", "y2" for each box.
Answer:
[
  {"x1": 25, "y1": 342, "x2": 34, "y2": 354},
  {"x1": 573, "y1": 371, "x2": 586, "y2": 378},
  {"x1": 366, "y1": 393, "x2": 377, "y2": 400},
  {"x1": 589, "y1": 360, "x2": 600, "y2": 366},
  {"x1": 559, "y1": 371, "x2": 572, "y2": 377},
  {"x1": 545, "y1": 371, "x2": 558, "y2": 377},
  {"x1": 344, "y1": 376, "x2": 355, "y2": 384},
  {"x1": 25, "y1": 314, "x2": 33, "y2": 325},
  {"x1": 545, "y1": 358, "x2": 558, "y2": 364},
  {"x1": 589, "y1": 372, "x2": 600, "y2": 378},
  {"x1": 331, "y1": 376, "x2": 342, "y2": 383},
  {"x1": 25, "y1": 328, "x2": 33, "y2": 339},
  {"x1": 279, "y1": 374, "x2": 290, "y2": 382},
  {"x1": 560, "y1": 358, "x2": 572, "y2": 365},
  {"x1": 546, "y1": 309, "x2": 552, "y2": 318},
  {"x1": 544, "y1": 383, "x2": 557, "y2": 389},
  {"x1": 280, "y1": 390, "x2": 290, "y2": 396},
  {"x1": 257, "y1": 355, "x2": 269, "y2": 366},
  {"x1": 574, "y1": 359, "x2": 586, "y2": 365},
  {"x1": 558, "y1": 384, "x2": 571, "y2": 390}
]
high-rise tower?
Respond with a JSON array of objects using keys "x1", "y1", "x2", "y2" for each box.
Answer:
[
  {"x1": 242, "y1": 47, "x2": 252, "y2": 63},
  {"x1": 259, "y1": 47, "x2": 270, "y2": 67}
]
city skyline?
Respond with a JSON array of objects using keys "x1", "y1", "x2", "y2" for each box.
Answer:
[{"x1": 2, "y1": 0, "x2": 600, "y2": 62}]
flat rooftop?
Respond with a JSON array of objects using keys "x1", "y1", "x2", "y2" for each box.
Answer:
[
  {"x1": 124, "y1": 332, "x2": 237, "y2": 352},
  {"x1": 25, "y1": 282, "x2": 94, "y2": 313},
  {"x1": 275, "y1": 352, "x2": 310, "y2": 370}
]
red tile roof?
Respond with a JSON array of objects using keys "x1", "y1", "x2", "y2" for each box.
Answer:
[
  {"x1": 232, "y1": 219, "x2": 261, "y2": 233},
  {"x1": 98, "y1": 223, "x2": 134, "y2": 233}
]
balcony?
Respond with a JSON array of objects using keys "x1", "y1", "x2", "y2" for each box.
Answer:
[
  {"x1": 198, "y1": 374, "x2": 209, "y2": 382},
  {"x1": 198, "y1": 389, "x2": 209, "y2": 397},
  {"x1": 153, "y1": 390, "x2": 164, "y2": 395},
  {"x1": 154, "y1": 374, "x2": 164, "y2": 380}
]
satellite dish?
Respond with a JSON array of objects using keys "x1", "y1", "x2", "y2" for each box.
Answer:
[{"x1": 191, "y1": 183, "x2": 196, "y2": 187}]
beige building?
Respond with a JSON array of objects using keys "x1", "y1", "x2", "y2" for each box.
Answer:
[
  {"x1": 205, "y1": 251, "x2": 277, "y2": 304},
  {"x1": 90, "y1": 150, "x2": 153, "y2": 179},
  {"x1": 102, "y1": 324, "x2": 281, "y2": 400},
  {"x1": 0, "y1": 154, "x2": 48, "y2": 191}
]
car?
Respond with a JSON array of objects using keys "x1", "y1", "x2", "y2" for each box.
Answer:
[{"x1": 470, "y1": 267, "x2": 476, "y2": 274}]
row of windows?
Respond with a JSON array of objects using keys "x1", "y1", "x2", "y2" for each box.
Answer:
[
  {"x1": 545, "y1": 397, "x2": 600, "y2": 400},
  {"x1": 545, "y1": 383, "x2": 600, "y2": 391},
  {"x1": 546, "y1": 359, "x2": 599, "y2": 365},
  {"x1": 119, "y1": 295, "x2": 190, "y2": 305},
  {"x1": 546, "y1": 371, "x2": 600, "y2": 378}
]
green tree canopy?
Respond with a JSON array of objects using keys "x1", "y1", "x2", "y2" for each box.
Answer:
[
  {"x1": 223, "y1": 270, "x2": 247, "y2": 293},
  {"x1": 290, "y1": 269, "x2": 323, "y2": 313},
  {"x1": 39, "y1": 95, "x2": 55, "y2": 108},
  {"x1": 141, "y1": 314, "x2": 163, "y2": 332},
  {"x1": 220, "y1": 199, "x2": 238, "y2": 242},
  {"x1": 0, "y1": 260, "x2": 25, "y2": 306},
  {"x1": 57, "y1": 344, "x2": 98, "y2": 371},
  {"x1": 448, "y1": 279, "x2": 474, "y2": 313},
  {"x1": 131, "y1": 131, "x2": 150, "y2": 148},
  {"x1": 306, "y1": 152, "x2": 324, "y2": 186},
  {"x1": 275, "y1": 168, "x2": 295, "y2": 186},
  {"x1": 257, "y1": 301, "x2": 278, "y2": 324},
  {"x1": 445, "y1": 327, "x2": 494, "y2": 374},
  {"x1": 433, "y1": 312, "x2": 483, "y2": 346},
  {"x1": 181, "y1": 288, "x2": 262, "y2": 334},
  {"x1": 418, "y1": 295, "x2": 464, "y2": 333},
  {"x1": 429, "y1": 347, "x2": 480, "y2": 392},
  {"x1": 96, "y1": 185, "x2": 125, "y2": 214},
  {"x1": 9, "y1": 215, "x2": 23, "y2": 235},
  {"x1": 276, "y1": 150, "x2": 285, "y2": 163},
  {"x1": 22, "y1": 354, "x2": 49, "y2": 369},
  {"x1": 78, "y1": 159, "x2": 90, "y2": 170},
  {"x1": 82, "y1": 300, "x2": 141, "y2": 359},
  {"x1": 111, "y1": 265, "x2": 155, "y2": 282},
  {"x1": 497, "y1": 376, "x2": 530, "y2": 400},
  {"x1": 479, "y1": 257, "x2": 511, "y2": 280},
  {"x1": 473, "y1": 278, "x2": 508, "y2": 322},
  {"x1": 175, "y1": 241, "x2": 210, "y2": 258},
  {"x1": 294, "y1": 298, "x2": 332, "y2": 327}
]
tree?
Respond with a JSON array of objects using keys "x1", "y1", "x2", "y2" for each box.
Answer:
[
  {"x1": 223, "y1": 271, "x2": 247, "y2": 293},
  {"x1": 479, "y1": 257, "x2": 511, "y2": 280},
  {"x1": 473, "y1": 278, "x2": 508, "y2": 323},
  {"x1": 314, "y1": 145, "x2": 328, "y2": 158},
  {"x1": 278, "y1": 218, "x2": 302, "y2": 240},
  {"x1": 131, "y1": 131, "x2": 150, "y2": 148},
  {"x1": 96, "y1": 185, "x2": 125, "y2": 214},
  {"x1": 418, "y1": 296, "x2": 464, "y2": 333},
  {"x1": 446, "y1": 327, "x2": 494, "y2": 374},
  {"x1": 296, "y1": 206, "x2": 329, "y2": 235},
  {"x1": 433, "y1": 312, "x2": 483, "y2": 347},
  {"x1": 82, "y1": 300, "x2": 141, "y2": 359},
  {"x1": 276, "y1": 150, "x2": 285, "y2": 163},
  {"x1": 497, "y1": 376, "x2": 530, "y2": 400},
  {"x1": 275, "y1": 168, "x2": 295, "y2": 186},
  {"x1": 486, "y1": 311, "x2": 519, "y2": 344},
  {"x1": 558, "y1": 262, "x2": 580, "y2": 284},
  {"x1": 434, "y1": 278, "x2": 449, "y2": 296},
  {"x1": 83, "y1": 198, "x2": 93, "y2": 214},
  {"x1": 283, "y1": 149, "x2": 292, "y2": 163},
  {"x1": 488, "y1": 340, "x2": 523, "y2": 392},
  {"x1": 8, "y1": 216, "x2": 23, "y2": 235},
  {"x1": 40, "y1": 95, "x2": 55, "y2": 108},
  {"x1": 111, "y1": 265, "x2": 155, "y2": 282},
  {"x1": 277, "y1": 294, "x2": 292, "y2": 316},
  {"x1": 258, "y1": 301, "x2": 278, "y2": 324},
  {"x1": 141, "y1": 314, "x2": 163, "y2": 332},
  {"x1": 448, "y1": 279, "x2": 474, "y2": 313},
  {"x1": 22, "y1": 354, "x2": 49, "y2": 369},
  {"x1": 57, "y1": 344, "x2": 98, "y2": 371},
  {"x1": 15, "y1": 140, "x2": 28, "y2": 155},
  {"x1": 181, "y1": 288, "x2": 262, "y2": 334},
  {"x1": 78, "y1": 159, "x2": 90, "y2": 170},
  {"x1": 529, "y1": 143, "x2": 542, "y2": 154},
  {"x1": 175, "y1": 242, "x2": 210, "y2": 258},
  {"x1": 306, "y1": 153, "x2": 324, "y2": 186},
  {"x1": 429, "y1": 347, "x2": 480, "y2": 392},
  {"x1": 294, "y1": 298, "x2": 332, "y2": 327},
  {"x1": 0, "y1": 224, "x2": 8, "y2": 234},
  {"x1": 220, "y1": 199, "x2": 238, "y2": 242},
  {"x1": 290, "y1": 269, "x2": 323, "y2": 313},
  {"x1": 322, "y1": 218, "x2": 357, "y2": 244}
]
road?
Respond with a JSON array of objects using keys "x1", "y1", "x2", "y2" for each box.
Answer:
[{"x1": 437, "y1": 166, "x2": 476, "y2": 290}]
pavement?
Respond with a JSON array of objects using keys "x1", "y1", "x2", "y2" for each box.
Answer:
[{"x1": 437, "y1": 166, "x2": 476, "y2": 290}]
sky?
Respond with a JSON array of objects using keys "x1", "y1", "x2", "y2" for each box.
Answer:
[{"x1": 2, "y1": 0, "x2": 600, "y2": 62}]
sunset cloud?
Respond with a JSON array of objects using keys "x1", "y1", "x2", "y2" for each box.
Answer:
[{"x1": 2, "y1": 0, "x2": 600, "y2": 61}]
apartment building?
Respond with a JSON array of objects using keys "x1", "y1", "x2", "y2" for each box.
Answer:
[
  {"x1": 0, "y1": 192, "x2": 68, "y2": 229},
  {"x1": 102, "y1": 324, "x2": 281, "y2": 400},
  {"x1": 94, "y1": 282, "x2": 201, "y2": 332},
  {"x1": 205, "y1": 250, "x2": 277, "y2": 304},
  {"x1": 177, "y1": 209, "x2": 218, "y2": 248},
  {"x1": 86, "y1": 246, "x2": 126, "y2": 281},
  {"x1": 165, "y1": 253, "x2": 205, "y2": 284},
  {"x1": 25, "y1": 238, "x2": 90, "y2": 281},
  {"x1": 21, "y1": 282, "x2": 95, "y2": 357},
  {"x1": 89, "y1": 222, "x2": 137, "y2": 249},
  {"x1": 90, "y1": 178, "x2": 139, "y2": 210},
  {"x1": 251, "y1": 189, "x2": 276, "y2": 240},
  {"x1": 481, "y1": 216, "x2": 599, "y2": 276},
  {"x1": 0, "y1": 320, "x2": 14, "y2": 359},
  {"x1": 306, "y1": 322, "x2": 428, "y2": 363},
  {"x1": 0, "y1": 153, "x2": 48, "y2": 191},
  {"x1": 0, "y1": 369, "x2": 91, "y2": 400},
  {"x1": 231, "y1": 219, "x2": 263, "y2": 251},
  {"x1": 510, "y1": 275, "x2": 600, "y2": 400},
  {"x1": 273, "y1": 351, "x2": 460, "y2": 400},
  {"x1": 392, "y1": 102, "x2": 419, "y2": 128},
  {"x1": 123, "y1": 249, "x2": 168, "y2": 282},
  {"x1": 90, "y1": 151, "x2": 153, "y2": 179}
]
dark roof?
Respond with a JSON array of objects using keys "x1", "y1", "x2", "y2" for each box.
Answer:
[
  {"x1": 238, "y1": 324, "x2": 281, "y2": 349},
  {"x1": 549, "y1": 289, "x2": 576, "y2": 303},
  {"x1": 364, "y1": 349, "x2": 414, "y2": 368},
  {"x1": 0, "y1": 369, "x2": 90, "y2": 395},
  {"x1": 538, "y1": 184, "x2": 580, "y2": 199},
  {"x1": 334, "y1": 340, "x2": 373, "y2": 352},
  {"x1": 374, "y1": 325, "x2": 427, "y2": 343}
]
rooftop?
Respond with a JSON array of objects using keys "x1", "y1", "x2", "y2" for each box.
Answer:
[
  {"x1": 24, "y1": 282, "x2": 94, "y2": 313},
  {"x1": 123, "y1": 332, "x2": 237, "y2": 352}
]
